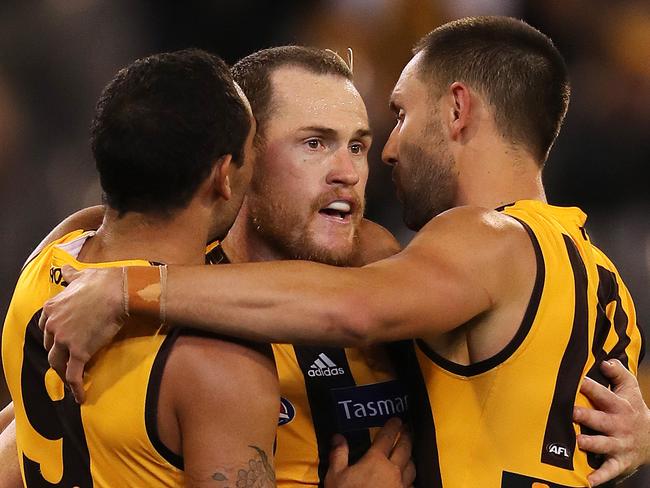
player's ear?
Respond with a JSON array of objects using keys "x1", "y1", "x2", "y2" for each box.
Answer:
[
  {"x1": 214, "y1": 154, "x2": 233, "y2": 201},
  {"x1": 447, "y1": 81, "x2": 471, "y2": 140}
]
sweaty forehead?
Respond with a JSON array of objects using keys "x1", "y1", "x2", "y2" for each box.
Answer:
[
  {"x1": 269, "y1": 66, "x2": 368, "y2": 125},
  {"x1": 391, "y1": 53, "x2": 426, "y2": 104}
]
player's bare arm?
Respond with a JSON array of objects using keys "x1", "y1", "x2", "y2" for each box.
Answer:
[
  {"x1": 0, "y1": 421, "x2": 21, "y2": 488},
  {"x1": 148, "y1": 206, "x2": 496, "y2": 345},
  {"x1": 40, "y1": 205, "x2": 535, "y2": 395},
  {"x1": 160, "y1": 206, "x2": 531, "y2": 349},
  {"x1": 158, "y1": 332, "x2": 278, "y2": 488}
]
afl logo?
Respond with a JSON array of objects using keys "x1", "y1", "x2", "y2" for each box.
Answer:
[
  {"x1": 278, "y1": 397, "x2": 295, "y2": 426},
  {"x1": 546, "y1": 443, "x2": 571, "y2": 458}
]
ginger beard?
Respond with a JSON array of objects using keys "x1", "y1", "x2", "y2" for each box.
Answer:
[
  {"x1": 395, "y1": 115, "x2": 457, "y2": 231},
  {"x1": 246, "y1": 159, "x2": 365, "y2": 266}
]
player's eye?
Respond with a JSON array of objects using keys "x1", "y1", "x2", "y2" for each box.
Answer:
[
  {"x1": 349, "y1": 143, "x2": 364, "y2": 155},
  {"x1": 305, "y1": 138, "x2": 324, "y2": 150}
]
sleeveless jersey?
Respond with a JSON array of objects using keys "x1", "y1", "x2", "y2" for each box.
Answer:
[
  {"x1": 398, "y1": 200, "x2": 644, "y2": 488},
  {"x1": 2, "y1": 231, "x2": 184, "y2": 487},
  {"x1": 205, "y1": 244, "x2": 409, "y2": 487}
]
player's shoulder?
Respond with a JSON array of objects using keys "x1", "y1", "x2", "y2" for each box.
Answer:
[
  {"x1": 416, "y1": 205, "x2": 529, "y2": 252},
  {"x1": 173, "y1": 329, "x2": 274, "y2": 366},
  {"x1": 359, "y1": 219, "x2": 400, "y2": 246},
  {"x1": 164, "y1": 329, "x2": 276, "y2": 396},
  {"x1": 400, "y1": 206, "x2": 535, "y2": 291},
  {"x1": 356, "y1": 218, "x2": 401, "y2": 265}
]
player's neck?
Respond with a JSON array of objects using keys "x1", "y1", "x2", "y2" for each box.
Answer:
[
  {"x1": 455, "y1": 143, "x2": 547, "y2": 210},
  {"x1": 220, "y1": 204, "x2": 285, "y2": 264},
  {"x1": 78, "y1": 207, "x2": 209, "y2": 265}
]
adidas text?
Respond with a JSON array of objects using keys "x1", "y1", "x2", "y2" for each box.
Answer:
[{"x1": 308, "y1": 367, "x2": 345, "y2": 377}]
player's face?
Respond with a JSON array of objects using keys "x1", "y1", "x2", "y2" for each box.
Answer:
[
  {"x1": 382, "y1": 53, "x2": 457, "y2": 231},
  {"x1": 246, "y1": 67, "x2": 370, "y2": 265}
]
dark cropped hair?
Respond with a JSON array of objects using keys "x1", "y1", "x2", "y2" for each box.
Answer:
[
  {"x1": 231, "y1": 46, "x2": 352, "y2": 139},
  {"x1": 414, "y1": 16, "x2": 570, "y2": 163},
  {"x1": 91, "y1": 48, "x2": 250, "y2": 215}
]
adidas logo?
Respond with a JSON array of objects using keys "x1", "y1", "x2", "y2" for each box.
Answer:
[{"x1": 307, "y1": 353, "x2": 345, "y2": 377}]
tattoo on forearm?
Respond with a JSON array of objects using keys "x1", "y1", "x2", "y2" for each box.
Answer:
[{"x1": 211, "y1": 445, "x2": 275, "y2": 487}]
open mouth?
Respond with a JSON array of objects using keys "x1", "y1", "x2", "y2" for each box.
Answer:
[{"x1": 319, "y1": 200, "x2": 353, "y2": 222}]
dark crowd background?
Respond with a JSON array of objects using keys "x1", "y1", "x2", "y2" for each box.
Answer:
[{"x1": 0, "y1": 0, "x2": 648, "y2": 485}]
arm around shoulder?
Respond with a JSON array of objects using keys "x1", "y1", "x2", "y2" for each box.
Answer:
[{"x1": 155, "y1": 207, "x2": 510, "y2": 347}]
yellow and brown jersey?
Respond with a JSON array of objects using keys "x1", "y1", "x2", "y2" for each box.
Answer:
[
  {"x1": 394, "y1": 200, "x2": 644, "y2": 488},
  {"x1": 2, "y1": 231, "x2": 185, "y2": 487},
  {"x1": 206, "y1": 244, "x2": 409, "y2": 487}
]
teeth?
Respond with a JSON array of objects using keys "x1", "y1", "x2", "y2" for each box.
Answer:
[{"x1": 325, "y1": 201, "x2": 351, "y2": 213}]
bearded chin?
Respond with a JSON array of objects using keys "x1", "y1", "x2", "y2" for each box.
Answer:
[
  {"x1": 273, "y1": 226, "x2": 360, "y2": 266},
  {"x1": 403, "y1": 183, "x2": 456, "y2": 231},
  {"x1": 249, "y1": 204, "x2": 360, "y2": 266},
  {"x1": 297, "y1": 235, "x2": 359, "y2": 266},
  {"x1": 403, "y1": 200, "x2": 434, "y2": 231},
  {"x1": 398, "y1": 137, "x2": 456, "y2": 230}
]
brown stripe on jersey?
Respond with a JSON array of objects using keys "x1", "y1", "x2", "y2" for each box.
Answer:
[
  {"x1": 639, "y1": 325, "x2": 646, "y2": 365},
  {"x1": 144, "y1": 328, "x2": 184, "y2": 470},
  {"x1": 596, "y1": 265, "x2": 631, "y2": 369},
  {"x1": 541, "y1": 235, "x2": 590, "y2": 470},
  {"x1": 585, "y1": 265, "x2": 632, "y2": 384},
  {"x1": 390, "y1": 341, "x2": 443, "y2": 488},
  {"x1": 585, "y1": 266, "x2": 620, "y2": 385},
  {"x1": 582, "y1": 265, "x2": 636, "y2": 469},
  {"x1": 501, "y1": 470, "x2": 595, "y2": 487},
  {"x1": 582, "y1": 266, "x2": 617, "y2": 468},
  {"x1": 293, "y1": 346, "x2": 371, "y2": 487}
]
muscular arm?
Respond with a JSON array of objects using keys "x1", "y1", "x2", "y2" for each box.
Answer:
[
  {"x1": 44, "y1": 207, "x2": 527, "y2": 355},
  {"x1": 156, "y1": 207, "x2": 520, "y2": 346},
  {"x1": 159, "y1": 332, "x2": 278, "y2": 487}
]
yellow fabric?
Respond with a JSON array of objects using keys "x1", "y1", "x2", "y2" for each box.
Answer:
[
  {"x1": 272, "y1": 344, "x2": 397, "y2": 486},
  {"x1": 2, "y1": 231, "x2": 184, "y2": 487},
  {"x1": 415, "y1": 200, "x2": 643, "y2": 487}
]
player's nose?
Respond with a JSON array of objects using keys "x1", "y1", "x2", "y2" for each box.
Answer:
[
  {"x1": 326, "y1": 148, "x2": 360, "y2": 186},
  {"x1": 382, "y1": 127, "x2": 399, "y2": 166}
]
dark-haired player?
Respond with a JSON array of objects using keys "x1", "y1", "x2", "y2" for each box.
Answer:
[
  {"x1": 2, "y1": 46, "x2": 414, "y2": 488},
  {"x1": 2, "y1": 49, "x2": 279, "y2": 487}
]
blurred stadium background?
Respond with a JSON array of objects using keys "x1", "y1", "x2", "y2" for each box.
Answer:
[{"x1": 1, "y1": 0, "x2": 648, "y2": 485}]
